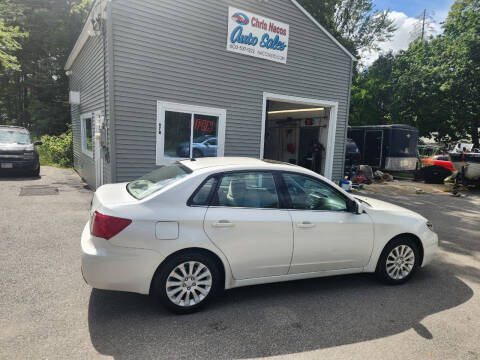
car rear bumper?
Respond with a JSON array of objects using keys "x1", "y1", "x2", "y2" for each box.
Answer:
[
  {"x1": 81, "y1": 222, "x2": 165, "y2": 294},
  {"x1": 422, "y1": 231, "x2": 438, "y2": 267}
]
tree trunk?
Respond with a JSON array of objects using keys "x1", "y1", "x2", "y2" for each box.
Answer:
[{"x1": 471, "y1": 118, "x2": 479, "y2": 149}]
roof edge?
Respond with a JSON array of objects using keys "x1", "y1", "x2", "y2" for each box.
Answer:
[
  {"x1": 64, "y1": 0, "x2": 107, "y2": 71},
  {"x1": 289, "y1": 0, "x2": 357, "y2": 62}
]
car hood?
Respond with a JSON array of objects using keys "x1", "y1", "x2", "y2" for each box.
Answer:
[
  {"x1": 354, "y1": 195, "x2": 425, "y2": 220},
  {"x1": 0, "y1": 143, "x2": 33, "y2": 151}
]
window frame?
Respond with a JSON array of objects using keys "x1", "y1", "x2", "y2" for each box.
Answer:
[
  {"x1": 277, "y1": 171, "x2": 352, "y2": 212},
  {"x1": 156, "y1": 101, "x2": 226, "y2": 165},
  {"x1": 188, "y1": 170, "x2": 287, "y2": 210},
  {"x1": 80, "y1": 112, "x2": 93, "y2": 158},
  {"x1": 186, "y1": 175, "x2": 219, "y2": 207}
]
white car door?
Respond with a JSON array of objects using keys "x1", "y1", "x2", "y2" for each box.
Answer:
[
  {"x1": 203, "y1": 171, "x2": 293, "y2": 280},
  {"x1": 281, "y1": 172, "x2": 374, "y2": 274}
]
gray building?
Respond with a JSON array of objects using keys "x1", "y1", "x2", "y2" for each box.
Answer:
[{"x1": 66, "y1": 0, "x2": 355, "y2": 189}]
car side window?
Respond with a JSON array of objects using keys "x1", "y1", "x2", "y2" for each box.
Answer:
[
  {"x1": 190, "y1": 177, "x2": 216, "y2": 206},
  {"x1": 282, "y1": 173, "x2": 347, "y2": 211},
  {"x1": 214, "y1": 172, "x2": 279, "y2": 208}
]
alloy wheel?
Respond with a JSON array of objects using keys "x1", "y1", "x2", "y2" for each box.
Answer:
[
  {"x1": 165, "y1": 261, "x2": 212, "y2": 307},
  {"x1": 386, "y1": 245, "x2": 415, "y2": 280}
]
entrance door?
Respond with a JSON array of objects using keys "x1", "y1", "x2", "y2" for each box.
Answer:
[
  {"x1": 364, "y1": 130, "x2": 383, "y2": 167},
  {"x1": 203, "y1": 171, "x2": 293, "y2": 279}
]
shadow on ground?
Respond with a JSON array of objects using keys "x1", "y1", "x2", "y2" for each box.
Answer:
[{"x1": 88, "y1": 266, "x2": 472, "y2": 359}]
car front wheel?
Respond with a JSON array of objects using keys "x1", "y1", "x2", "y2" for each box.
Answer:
[
  {"x1": 152, "y1": 252, "x2": 220, "y2": 313},
  {"x1": 376, "y1": 237, "x2": 420, "y2": 284}
]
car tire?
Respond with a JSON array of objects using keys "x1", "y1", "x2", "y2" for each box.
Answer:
[
  {"x1": 32, "y1": 166, "x2": 40, "y2": 177},
  {"x1": 375, "y1": 237, "x2": 420, "y2": 285},
  {"x1": 152, "y1": 251, "x2": 221, "y2": 314}
]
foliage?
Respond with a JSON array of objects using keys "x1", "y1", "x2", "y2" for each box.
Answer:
[
  {"x1": 350, "y1": 0, "x2": 480, "y2": 147},
  {"x1": 0, "y1": 0, "x2": 92, "y2": 135},
  {"x1": 37, "y1": 126, "x2": 73, "y2": 167},
  {"x1": 0, "y1": 0, "x2": 27, "y2": 71}
]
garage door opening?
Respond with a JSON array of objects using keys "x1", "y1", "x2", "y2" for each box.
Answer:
[{"x1": 263, "y1": 99, "x2": 332, "y2": 175}]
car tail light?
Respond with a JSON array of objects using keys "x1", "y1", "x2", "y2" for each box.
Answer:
[{"x1": 90, "y1": 211, "x2": 132, "y2": 240}]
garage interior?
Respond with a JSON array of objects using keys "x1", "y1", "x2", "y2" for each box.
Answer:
[{"x1": 263, "y1": 100, "x2": 331, "y2": 175}]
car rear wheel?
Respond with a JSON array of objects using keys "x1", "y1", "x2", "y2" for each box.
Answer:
[
  {"x1": 376, "y1": 237, "x2": 420, "y2": 285},
  {"x1": 152, "y1": 252, "x2": 220, "y2": 314},
  {"x1": 32, "y1": 166, "x2": 40, "y2": 177}
]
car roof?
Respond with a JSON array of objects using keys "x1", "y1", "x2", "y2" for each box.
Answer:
[{"x1": 179, "y1": 157, "x2": 306, "y2": 172}]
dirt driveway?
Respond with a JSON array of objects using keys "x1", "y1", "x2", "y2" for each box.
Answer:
[{"x1": 1, "y1": 167, "x2": 480, "y2": 359}]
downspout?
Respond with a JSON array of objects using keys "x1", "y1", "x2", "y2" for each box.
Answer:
[
  {"x1": 342, "y1": 58, "x2": 354, "y2": 180},
  {"x1": 106, "y1": 0, "x2": 117, "y2": 183}
]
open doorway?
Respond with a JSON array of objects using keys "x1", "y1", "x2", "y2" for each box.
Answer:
[{"x1": 262, "y1": 94, "x2": 336, "y2": 177}]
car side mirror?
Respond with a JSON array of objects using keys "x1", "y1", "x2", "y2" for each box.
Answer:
[
  {"x1": 34, "y1": 141, "x2": 42, "y2": 146},
  {"x1": 347, "y1": 199, "x2": 362, "y2": 214}
]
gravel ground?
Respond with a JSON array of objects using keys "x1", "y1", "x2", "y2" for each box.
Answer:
[{"x1": 1, "y1": 167, "x2": 479, "y2": 360}]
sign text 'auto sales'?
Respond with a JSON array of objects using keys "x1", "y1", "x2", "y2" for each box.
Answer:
[{"x1": 226, "y1": 7, "x2": 289, "y2": 64}]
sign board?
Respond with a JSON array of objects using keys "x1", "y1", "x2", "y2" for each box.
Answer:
[
  {"x1": 69, "y1": 91, "x2": 80, "y2": 105},
  {"x1": 226, "y1": 7, "x2": 289, "y2": 64}
]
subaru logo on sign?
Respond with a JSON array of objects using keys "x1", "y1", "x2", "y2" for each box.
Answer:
[{"x1": 231, "y1": 12, "x2": 249, "y2": 25}]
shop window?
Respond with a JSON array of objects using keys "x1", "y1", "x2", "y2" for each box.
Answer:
[
  {"x1": 81, "y1": 113, "x2": 93, "y2": 157},
  {"x1": 157, "y1": 102, "x2": 226, "y2": 164}
]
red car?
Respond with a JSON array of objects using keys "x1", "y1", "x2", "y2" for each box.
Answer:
[
  {"x1": 422, "y1": 155, "x2": 455, "y2": 172},
  {"x1": 420, "y1": 155, "x2": 455, "y2": 183}
]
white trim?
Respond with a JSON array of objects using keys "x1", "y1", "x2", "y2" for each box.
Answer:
[
  {"x1": 93, "y1": 111, "x2": 104, "y2": 188},
  {"x1": 65, "y1": 0, "x2": 108, "y2": 71},
  {"x1": 80, "y1": 113, "x2": 94, "y2": 158},
  {"x1": 156, "y1": 101, "x2": 226, "y2": 166},
  {"x1": 289, "y1": 0, "x2": 357, "y2": 62},
  {"x1": 261, "y1": 92, "x2": 338, "y2": 180}
]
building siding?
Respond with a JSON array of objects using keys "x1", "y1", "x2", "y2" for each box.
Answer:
[
  {"x1": 70, "y1": 14, "x2": 112, "y2": 188},
  {"x1": 109, "y1": 0, "x2": 352, "y2": 181}
]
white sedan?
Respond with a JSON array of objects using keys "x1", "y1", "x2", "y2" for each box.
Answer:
[{"x1": 81, "y1": 157, "x2": 438, "y2": 313}]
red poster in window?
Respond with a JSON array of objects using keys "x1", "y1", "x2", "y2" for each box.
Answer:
[{"x1": 193, "y1": 118, "x2": 214, "y2": 132}]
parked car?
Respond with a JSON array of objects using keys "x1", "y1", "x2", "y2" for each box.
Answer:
[
  {"x1": 176, "y1": 136, "x2": 217, "y2": 158},
  {"x1": 420, "y1": 154, "x2": 455, "y2": 184},
  {"x1": 0, "y1": 126, "x2": 42, "y2": 176},
  {"x1": 81, "y1": 157, "x2": 438, "y2": 313}
]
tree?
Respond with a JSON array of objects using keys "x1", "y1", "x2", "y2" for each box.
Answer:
[
  {"x1": 440, "y1": 0, "x2": 480, "y2": 146},
  {"x1": 349, "y1": 0, "x2": 480, "y2": 146},
  {"x1": 298, "y1": 0, "x2": 396, "y2": 58},
  {"x1": 0, "y1": 0, "x2": 27, "y2": 71},
  {"x1": 350, "y1": 53, "x2": 394, "y2": 126},
  {"x1": 0, "y1": 0, "x2": 91, "y2": 134}
]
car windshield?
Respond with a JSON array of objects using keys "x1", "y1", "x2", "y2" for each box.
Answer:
[
  {"x1": 127, "y1": 163, "x2": 192, "y2": 199},
  {"x1": 0, "y1": 129, "x2": 31, "y2": 145}
]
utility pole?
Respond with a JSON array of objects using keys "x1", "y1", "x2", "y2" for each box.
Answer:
[{"x1": 421, "y1": 9, "x2": 426, "y2": 40}]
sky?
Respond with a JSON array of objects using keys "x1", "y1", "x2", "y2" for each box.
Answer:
[{"x1": 361, "y1": 0, "x2": 456, "y2": 66}]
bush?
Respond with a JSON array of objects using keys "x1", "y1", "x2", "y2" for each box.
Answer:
[{"x1": 37, "y1": 127, "x2": 73, "y2": 168}]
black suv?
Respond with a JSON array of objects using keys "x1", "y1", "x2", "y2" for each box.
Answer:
[{"x1": 0, "y1": 126, "x2": 42, "y2": 176}]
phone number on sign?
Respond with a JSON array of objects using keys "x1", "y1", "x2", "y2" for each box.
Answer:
[{"x1": 228, "y1": 43, "x2": 255, "y2": 54}]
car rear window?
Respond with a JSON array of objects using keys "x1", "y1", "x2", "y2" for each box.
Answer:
[{"x1": 127, "y1": 163, "x2": 192, "y2": 199}]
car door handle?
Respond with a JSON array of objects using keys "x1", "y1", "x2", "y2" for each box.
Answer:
[
  {"x1": 296, "y1": 221, "x2": 316, "y2": 228},
  {"x1": 212, "y1": 220, "x2": 235, "y2": 228}
]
